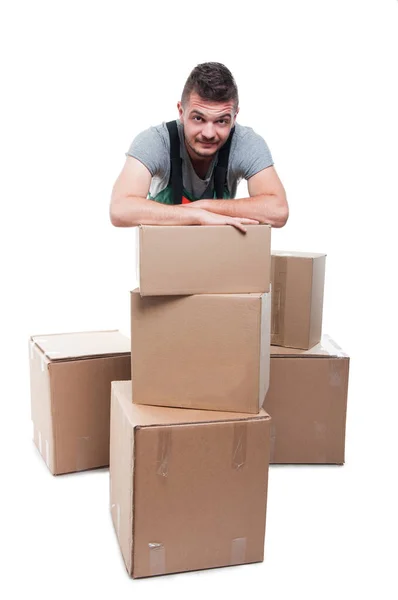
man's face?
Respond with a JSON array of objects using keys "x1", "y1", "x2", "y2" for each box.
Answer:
[{"x1": 177, "y1": 92, "x2": 238, "y2": 160}]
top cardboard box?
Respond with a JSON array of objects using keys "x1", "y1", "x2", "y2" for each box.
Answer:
[{"x1": 137, "y1": 224, "x2": 271, "y2": 296}]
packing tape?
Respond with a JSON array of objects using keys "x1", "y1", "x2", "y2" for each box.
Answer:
[
  {"x1": 148, "y1": 542, "x2": 166, "y2": 576},
  {"x1": 272, "y1": 286, "x2": 282, "y2": 336},
  {"x1": 230, "y1": 537, "x2": 247, "y2": 565},
  {"x1": 329, "y1": 361, "x2": 343, "y2": 387},
  {"x1": 321, "y1": 335, "x2": 347, "y2": 358},
  {"x1": 314, "y1": 420, "x2": 327, "y2": 438},
  {"x1": 110, "y1": 503, "x2": 121, "y2": 536},
  {"x1": 269, "y1": 422, "x2": 277, "y2": 463},
  {"x1": 271, "y1": 256, "x2": 288, "y2": 344},
  {"x1": 232, "y1": 423, "x2": 247, "y2": 470},
  {"x1": 76, "y1": 436, "x2": 90, "y2": 472},
  {"x1": 272, "y1": 251, "x2": 296, "y2": 257},
  {"x1": 156, "y1": 430, "x2": 171, "y2": 478},
  {"x1": 313, "y1": 421, "x2": 327, "y2": 463},
  {"x1": 46, "y1": 351, "x2": 61, "y2": 358},
  {"x1": 45, "y1": 439, "x2": 50, "y2": 469}
]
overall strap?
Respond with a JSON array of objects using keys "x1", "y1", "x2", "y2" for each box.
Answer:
[
  {"x1": 166, "y1": 120, "x2": 183, "y2": 205},
  {"x1": 214, "y1": 126, "x2": 235, "y2": 199},
  {"x1": 166, "y1": 121, "x2": 235, "y2": 203}
]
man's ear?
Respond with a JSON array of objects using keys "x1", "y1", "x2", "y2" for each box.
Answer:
[
  {"x1": 177, "y1": 101, "x2": 183, "y2": 119},
  {"x1": 233, "y1": 107, "x2": 239, "y2": 123}
]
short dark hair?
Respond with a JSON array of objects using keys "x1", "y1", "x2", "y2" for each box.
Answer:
[{"x1": 181, "y1": 62, "x2": 239, "y2": 110}]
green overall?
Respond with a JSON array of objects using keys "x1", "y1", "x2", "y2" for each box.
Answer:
[
  {"x1": 148, "y1": 121, "x2": 234, "y2": 205},
  {"x1": 148, "y1": 183, "x2": 231, "y2": 205}
]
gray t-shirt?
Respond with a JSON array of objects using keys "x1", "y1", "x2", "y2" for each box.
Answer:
[{"x1": 126, "y1": 120, "x2": 273, "y2": 200}]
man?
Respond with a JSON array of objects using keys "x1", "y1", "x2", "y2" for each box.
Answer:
[{"x1": 110, "y1": 62, "x2": 288, "y2": 233}]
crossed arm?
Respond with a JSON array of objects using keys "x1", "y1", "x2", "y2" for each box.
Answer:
[
  {"x1": 181, "y1": 166, "x2": 288, "y2": 227},
  {"x1": 110, "y1": 156, "x2": 288, "y2": 230}
]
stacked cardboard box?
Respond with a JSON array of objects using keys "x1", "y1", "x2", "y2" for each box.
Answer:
[
  {"x1": 266, "y1": 251, "x2": 350, "y2": 464},
  {"x1": 108, "y1": 224, "x2": 273, "y2": 578},
  {"x1": 29, "y1": 330, "x2": 131, "y2": 475},
  {"x1": 28, "y1": 230, "x2": 350, "y2": 579},
  {"x1": 271, "y1": 251, "x2": 326, "y2": 350},
  {"x1": 110, "y1": 381, "x2": 271, "y2": 578}
]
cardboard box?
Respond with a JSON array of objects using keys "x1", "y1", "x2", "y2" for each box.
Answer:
[
  {"x1": 263, "y1": 335, "x2": 349, "y2": 464},
  {"x1": 110, "y1": 381, "x2": 271, "y2": 578},
  {"x1": 137, "y1": 224, "x2": 271, "y2": 296},
  {"x1": 131, "y1": 289, "x2": 271, "y2": 413},
  {"x1": 29, "y1": 330, "x2": 131, "y2": 475},
  {"x1": 271, "y1": 251, "x2": 326, "y2": 349}
]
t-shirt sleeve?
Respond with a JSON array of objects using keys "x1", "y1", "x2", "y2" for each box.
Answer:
[
  {"x1": 125, "y1": 126, "x2": 169, "y2": 178},
  {"x1": 235, "y1": 128, "x2": 274, "y2": 180}
]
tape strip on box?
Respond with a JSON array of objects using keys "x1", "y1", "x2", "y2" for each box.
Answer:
[
  {"x1": 230, "y1": 537, "x2": 247, "y2": 565},
  {"x1": 149, "y1": 542, "x2": 166, "y2": 576},
  {"x1": 271, "y1": 256, "x2": 288, "y2": 345},
  {"x1": 156, "y1": 430, "x2": 171, "y2": 478},
  {"x1": 232, "y1": 423, "x2": 247, "y2": 470}
]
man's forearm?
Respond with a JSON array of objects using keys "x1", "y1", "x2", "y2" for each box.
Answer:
[
  {"x1": 197, "y1": 195, "x2": 289, "y2": 228},
  {"x1": 110, "y1": 195, "x2": 202, "y2": 227}
]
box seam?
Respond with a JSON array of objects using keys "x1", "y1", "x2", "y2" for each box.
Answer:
[
  {"x1": 131, "y1": 428, "x2": 137, "y2": 577},
  {"x1": 48, "y1": 364, "x2": 57, "y2": 474}
]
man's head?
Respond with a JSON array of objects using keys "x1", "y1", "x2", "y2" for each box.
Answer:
[{"x1": 177, "y1": 62, "x2": 239, "y2": 161}]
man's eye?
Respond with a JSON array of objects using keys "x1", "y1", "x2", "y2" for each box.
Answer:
[
  {"x1": 218, "y1": 119, "x2": 229, "y2": 125},
  {"x1": 193, "y1": 116, "x2": 202, "y2": 122}
]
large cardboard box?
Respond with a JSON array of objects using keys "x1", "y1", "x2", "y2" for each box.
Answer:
[
  {"x1": 29, "y1": 330, "x2": 131, "y2": 475},
  {"x1": 131, "y1": 289, "x2": 271, "y2": 413},
  {"x1": 271, "y1": 251, "x2": 326, "y2": 349},
  {"x1": 137, "y1": 224, "x2": 271, "y2": 296},
  {"x1": 264, "y1": 335, "x2": 349, "y2": 464},
  {"x1": 110, "y1": 381, "x2": 271, "y2": 578}
]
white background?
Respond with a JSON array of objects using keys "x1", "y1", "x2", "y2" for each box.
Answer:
[{"x1": 1, "y1": 0, "x2": 397, "y2": 598}]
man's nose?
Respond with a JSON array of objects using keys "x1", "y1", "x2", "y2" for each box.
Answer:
[{"x1": 202, "y1": 122, "x2": 216, "y2": 139}]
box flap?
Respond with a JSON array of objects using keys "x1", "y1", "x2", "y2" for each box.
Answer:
[
  {"x1": 31, "y1": 330, "x2": 131, "y2": 361},
  {"x1": 270, "y1": 334, "x2": 348, "y2": 358},
  {"x1": 112, "y1": 381, "x2": 270, "y2": 428},
  {"x1": 131, "y1": 288, "x2": 264, "y2": 300},
  {"x1": 272, "y1": 250, "x2": 326, "y2": 259}
]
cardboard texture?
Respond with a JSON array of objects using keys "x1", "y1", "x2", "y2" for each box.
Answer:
[
  {"x1": 271, "y1": 251, "x2": 326, "y2": 349},
  {"x1": 264, "y1": 335, "x2": 349, "y2": 464},
  {"x1": 110, "y1": 381, "x2": 271, "y2": 578},
  {"x1": 29, "y1": 330, "x2": 131, "y2": 475},
  {"x1": 131, "y1": 289, "x2": 271, "y2": 414},
  {"x1": 137, "y1": 224, "x2": 271, "y2": 296}
]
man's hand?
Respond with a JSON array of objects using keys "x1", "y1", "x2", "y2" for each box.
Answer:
[{"x1": 193, "y1": 208, "x2": 259, "y2": 233}]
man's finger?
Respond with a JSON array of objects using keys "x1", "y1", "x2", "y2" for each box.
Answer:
[
  {"x1": 241, "y1": 218, "x2": 260, "y2": 224},
  {"x1": 228, "y1": 219, "x2": 247, "y2": 233}
]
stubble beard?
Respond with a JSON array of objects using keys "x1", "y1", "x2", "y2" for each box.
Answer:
[{"x1": 186, "y1": 137, "x2": 219, "y2": 160}]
